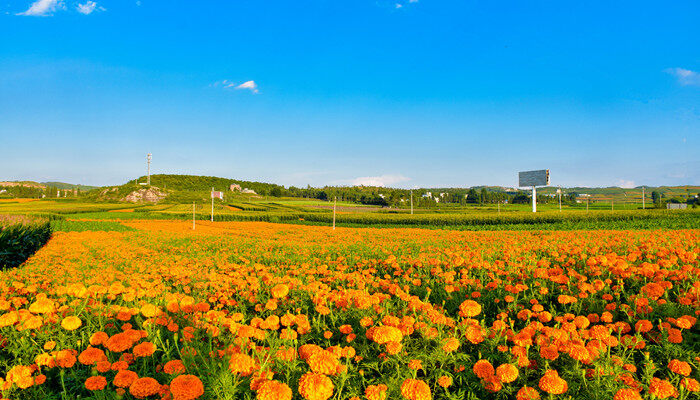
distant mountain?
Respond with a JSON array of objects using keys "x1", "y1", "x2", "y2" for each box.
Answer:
[{"x1": 42, "y1": 182, "x2": 99, "y2": 191}]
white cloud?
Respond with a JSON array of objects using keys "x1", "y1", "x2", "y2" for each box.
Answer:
[
  {"x1": 212, "y1": 80, "x2": 259, "y2": 93},
  {"x1": 351, "y1": 174, "x2": 410, "y2": 187},
  {"x1": 17, "y1": 0, "x2": 63, "y2": 16},
  {"x1": 665, "y1": 68, "x2": 700, "y2": 87},
  {"x1": 617, "y1": 179, "x2": 636, "y2": 189},
  {"x1": 235, "y1": 80, "x2": 259, "y2": 93},
  {"x1": 76, "y1": 1, "x2": 104, "y2": 14}
]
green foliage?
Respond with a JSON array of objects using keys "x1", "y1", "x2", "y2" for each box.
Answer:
[{"x1": 0, "y1": 220, "x2": 52, "y2": 269}]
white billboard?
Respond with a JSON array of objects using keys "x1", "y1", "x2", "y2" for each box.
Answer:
[{"x1": 519, "y1": 170, "x2": 550, "y2": 187}]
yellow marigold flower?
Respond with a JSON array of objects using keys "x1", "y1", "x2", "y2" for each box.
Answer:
[
  {"x1": 61, "y1": 316, "x2": 82, "y2": 331},
  {"x1": 271, "y1": 284, "x2": 290, "y2": 299},
  {"x1": 298, "y1": 372, "x2": 333, "y2": 400},
  {"x1": 372, "y1": 326, "x2": 403, "y2": 344},
  {"x1": 400, "y1": 379, "x2": 431, "y2": 400}
]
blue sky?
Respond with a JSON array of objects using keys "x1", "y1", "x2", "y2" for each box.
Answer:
[{"x1": 1, "y1": 0, "x2": 698, "y2": 188}]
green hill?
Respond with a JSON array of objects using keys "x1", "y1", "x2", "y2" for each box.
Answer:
[{"x1": 128, "y1": 174, "x2": 284, "y2": 195}]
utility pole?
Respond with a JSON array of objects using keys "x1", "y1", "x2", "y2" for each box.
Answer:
[
  {"x1": 192, "y1": 202, "x2": 195, "y2": 230},
  {"x1": 642, "y1": 187, "x2": 645, "y2": 209},
  {"x1": 211, "y1": 187, "x2": 214, "y2": 222},
  {"x1": 532, "y1": 186, "x2": 537, "y2": 213},
  {"x1": 612, "y1": 200, "x2": 614, "y2": 211},
  {"x1": 410, "y1": 189, "x2": 413, "y2": 215},
  {"x1": 497, "y1": 201, "x2": 500, "y2": 214},
  {"x1": 332, "y1": 196, "x2": 336, "y2": 230},
  {"x1": 557, "y1": 187, "x2": 562, "y2": 212},
  {"x1": 146, "y1": 153, "x2": 152, "y2": 186},
  {"x1": 586, "y1": 197, "x2": 589, "y2": 212}
]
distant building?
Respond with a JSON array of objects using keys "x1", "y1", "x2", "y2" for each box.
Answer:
[
  {"x1": 667, "y1": 203, "x2": 687, "y2": 210},
  {"x1": 211, "y1": 191, "x2": 224, "y2": 200},
  {"x1": 230, "y1": 184, "x2": 242, "y2": 192},
  {"x1": 241, "y1": 188, "x2": 256, "y2": 194}
]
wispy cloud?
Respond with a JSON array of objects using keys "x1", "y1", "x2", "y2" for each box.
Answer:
[
  {"x1": 665, "y1": 68, "x2": 700, "y2": 87},
  {"x1": 395, "y1": 0, "x2": 418, "y2": 9},
  {"x1": 212, "y1": 79, "x2": 259, "y2": 94},
  {"x1": 76, "y1": 1, "x2": 104, "y2": 14},
  {"x1": 17, "y1": 0, "x2": 63, "y2": 16},
  {"x1": 351, "y1": 174, "x2": 410, "y2": 187},
  {"x1": 235, "y1": 80, "x2": 259, "y2": 93}
]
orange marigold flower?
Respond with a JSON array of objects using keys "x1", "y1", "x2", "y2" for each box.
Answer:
[
  {"x1": 668, "y1": 359, "x2": 691, "y2": 376},
  {"x1": 496, "y1": 364, "x2": 519, "y2": 383},
  {"x1": 681, "y1": 378, "x2": 700, "y2": 392},
  {"x1": 164, "y1": 360, "x2": 186, "y2": 375},
  {"x1": 133, "y1": 342, "x2": 157, "y2": 358},
  {"x1": 588, "y1": 325, "x2": 610, "y2": 340},
  {"x1": 298, "y1": 372, "x2": 334, "y2": 400},
  {"x1": 85, "y1": 376, "x2": 107, "y2": 391},
  {"x1": 365, "y1": 384, "x2": 388, "y2": 400},
  {"x1": 400, "y1": 379, "x2": 432, "y2": 400},
  {"x1": 90, "y1": 332, "x2": 109, "y2": 346},
  {"x1": 129, "y1": 377, "x2": 162, "y2": 399},
  {"x1": 257, "y1": 380, "x2": 292, "y2": 400},
  {"x1": 437, "y1": 375, "x2": 453, "y2": 388},
  {"x1": 635, "y1": 320, "x2": 653, "y2": 333},
  {"x1": 61, "y1": 316, "x2": 82, "y2": 331},
  {"x1": 105, "y1": 332, "x2": 136, "y2": 353},
  {"x1": 308, "y1": 350, "x2": 340, "y2": 375},
  {"x1": 538, "y1": 370, "x2": 568, "y2": 395},
  {"x1": 55, "y1": 349, "x2": 77, "y2": 368},
  {"x1": 113, "y1": 369, "x2": 138, "y2": 388},
  {"x1": 170, "y1": 374, "x2": 204, "y2": 400},
  {"x1": 229, "y1": 353, "x2": 257, "y2": 376},
  {"x1": 473, "y1": 360, "x2": 494, "y2": 379},
  {"x1": 516, "y1": 386, "x2": 540, "y2": 400},
  {"x1": 465, "y1": 324, "x2": 485, "y2": 345},
  {"x1": 649, "y1": 377, "x2": 678, "y2": 399},
  {"x1": 78, "y1": 347, "x2": 107, "y2": 365},
  {"x1": 441, "y1": 337, "x2": 460, "y2": 352},
  {"x1": 459, "y1": 300, "x2": 482, "y2": 317},
  {"x1": 613, "y1": 388, "x2": 642, "y2": 400}
]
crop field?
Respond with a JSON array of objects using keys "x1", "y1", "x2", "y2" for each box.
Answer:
[{"x1": 0, "y1": 218, "x2": 698, "y2": 400}]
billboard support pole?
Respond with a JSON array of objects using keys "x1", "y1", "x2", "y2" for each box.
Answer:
[{"x1": 532, "y1": 186, "x2": 536, "y2": 213}]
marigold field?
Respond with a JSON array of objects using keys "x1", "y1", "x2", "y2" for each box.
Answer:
[{"x1": 1, "y1": 220, "x2": 699, "y2": 400}]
